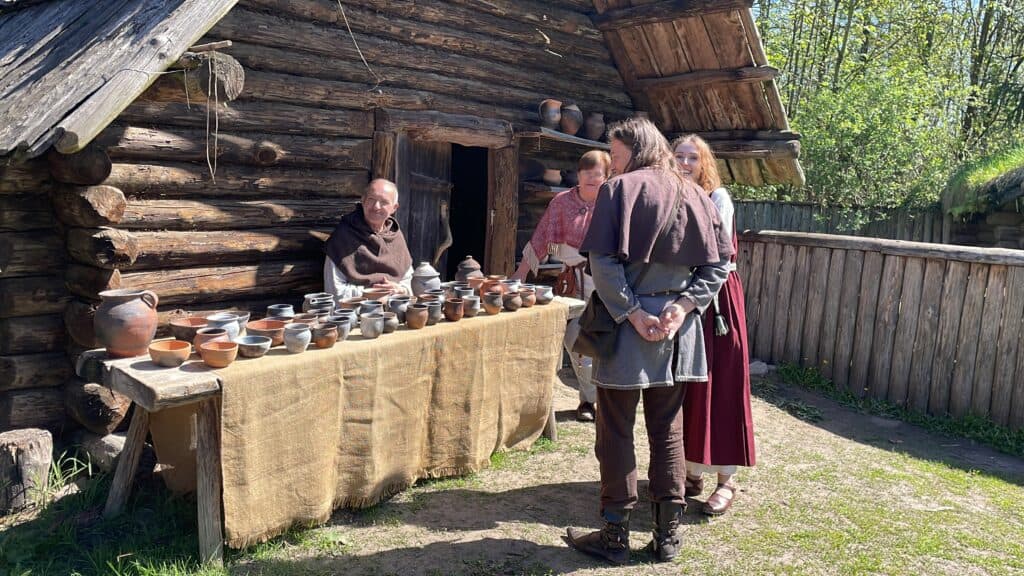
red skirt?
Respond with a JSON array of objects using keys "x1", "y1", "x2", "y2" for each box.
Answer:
[{"x1": 683, "y1": 271, "x2": 756, "y2": 467}]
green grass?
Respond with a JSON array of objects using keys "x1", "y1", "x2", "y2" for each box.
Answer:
[{"x1": 944, "y1": 144, "x2": 1024, "y2": 215}]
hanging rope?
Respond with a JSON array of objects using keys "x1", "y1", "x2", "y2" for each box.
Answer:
[{"x1": 335, "y1": 0, "x2": 382, "y2": 91}]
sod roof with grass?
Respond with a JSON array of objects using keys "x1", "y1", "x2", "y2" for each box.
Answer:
[{"x1": 943, "y1": 145, "x2": 1024, "y2": 217}]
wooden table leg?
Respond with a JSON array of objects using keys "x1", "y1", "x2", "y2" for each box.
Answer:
[
  {"x1": 103, "y1": 405, "x2": 150, "y2": 518},
  {"x1": 196, "y1": 398, "x2": 224, "y2": 565}
]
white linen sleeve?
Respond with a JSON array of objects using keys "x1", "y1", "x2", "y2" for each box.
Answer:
[
  {"x1": 711, "y1": 187, "x2": 735, "y2": 241},
  {"x1": 323, "y1": 257, "x2": 364, "y2": 300}
]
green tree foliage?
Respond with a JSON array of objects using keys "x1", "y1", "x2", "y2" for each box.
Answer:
[{"x1": 751, "y1": 0, "x2": 1024, "y2": 209}]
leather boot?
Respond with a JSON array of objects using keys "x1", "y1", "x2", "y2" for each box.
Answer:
[
  {"x1": 649, "y1": 501, "x2": 683, "y2": 562},
  {"x1": 566, "y1": 509, "x2": 630, "y2": 565}
]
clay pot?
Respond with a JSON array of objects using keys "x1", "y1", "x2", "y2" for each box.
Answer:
[
  {"x1": 424, "y1": 301, "x2": 443, "y2": 325},
  {"x1": 233, "y1": 312, "x2": 251, "y2": 336},
  {"x1": 502, "y1": 291, "x2": 523, "y2": 312},
  {"x1": 329, "y1": 310, "x2": 356, "y2": 324},
  {"x1": 455, "y1": 255, "x2": 484, "y2": 282},
  {"x1": 303, "y1": 292, "x2": 333, "y2": 312},
  {"x1": 406, "y1": 304, "x2": 429, "y2": 329},
  {"x1": 539, "y1": 98, "x2": 562, "y2": 129},
  {"x1": 425, "y1": 288, "x2": 447, "y2": 300},
  {"x1": 443, "y1": 298, "x2": 464, "y2": 322},
  {"x1": 359, "y1": 300, "x2": 384, "y2": 316},
  {"x1": 206, "y1": 313, "x2": 240, "y2": 341},
  {"x1": 194, "y1": 327, "x2": 230, "y2": 351},
  {"x1": 560, "y1": 102, "x2": 583, "y2": 135},
  {"x1": 387, "y1": 295, "x2": 411, "y2": 323},
  {"x1": 381, "y1": 312, "x2": 399, "y2": 333},
  {"x1": 200, "y1": 341, "x2": 238, "y2": 368},
  {"x1": 337, "y1": 297, "x2": 365, "y2": 311},
  {"x1": 417, "y1": 294, "x2": 440, "y2": 304},
  {"x1": 169, "y1": 317, "x2": 207, "y2": 345},
  {"x1": 283, "y1": 323, "x2": 311, "y2": 353},
  {"x1": 149, "y1": 340, "x2": 190, "y2": 368},
  {"x1": 542, "y1": 168, "x2": 562, "y2": 186},
  {"x1": 501, "y1": 279, "x2": 522, "y2": 294},
  {"x1": 312, "y1": 324, "x2": 338, "y2": 349},
  {"x1": 309, "y1": 302, "x2": 333, "y2": 316},
  {"x1": 359, "y1": 313, "x2": 385, "y2": 339},
  {"x1": 480, "y1": 275, "x2": 506, "y2": 296},
  {"x1": 236, "y1": 335, "x2": 272, "y2": 358},
  {"x1": 482, "y1": 291, "x2": 503, "y2": 315},
  {"x1": 584, "y1": 112, "x2": 606, "y2": 141},
  {"x1": 94, "y1": 289, "x2": 159, "y2": 358},
  {"x1": 454, "y1": 286, "x2": 475, "y2": 300},
  {"x1": 327, "y1": 318, "x2": 353, "y2": 341},
  {"x1": 411, "y1": 261, "x2": 442, "y2": 297},
  {"x1": 246, "y1": 319, "x2": 287, "y2": 346},
  {"x1": 462, "y1": 295, "x2": 481, "y2": 317},
  {"x1": 467, "y1": 276, "x2": 486, "y2": 293},
  {"x1": 520, "y1": 288, "x2": 537, "y2": 308},
  {"x1": 362, "y1": 287, "x2": 391, "y2": 302},
  {"x1": 266, "y1": 304, "x2": 294, "y2": 319},
  {"x1": 290, "y1": 313, "x2": 318, "y2": 326},
  {"x1": 535, "y1": 284, "x2": 554, "y2": 305}
]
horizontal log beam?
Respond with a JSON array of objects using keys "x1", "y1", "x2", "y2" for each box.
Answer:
[
  {"x1": 119, "y1": 100, "x2": 375, "y2": 139},
  {"x1": 96, "y1": 124, "x2": 373, "y2": 170},
  {"x1": 104, "y1": 162, "x2": 367, "y2": 199},
  {"x1": 116, "y1": 198, "x2": 359, "y2": 232},
  {"x1": 520, "y1": 182, "x2": 568, "y2": 205},
  {"x1": 0, "y1": 388, "x2": 66, "y2": 431},
  {"x1": 634, "y1": 66, "x2": 778, "y2": 91},
  {"x1": 442, "y1": 0, "x2": 601, "y2": 41},
  {"x1": 0, "y1": 233, "x2": 64, "y2": 277},
  {"x1": 666, "y1": 129, "x2": 802, "y2": 141},
  {"x1": 0, "y1": 353, "x2": 70, "y2": 393},
  {"x1": 0, "y1": 315, "x2": 65, "y2": 355},
  {"x1": 375, "y1": 109, "x2": 514, "y2": 149},
  {"x1": 64, "y1": 299, "x2": 99, "y2": 349},
  {"x1": 0, "y1": 159, "x2": 51, "y2": 195},
  {"x1": 51, "y1": 185, "x2": 126, "y2": 227},
  {"x1": 592, "y1": 0, "x2": 754, "y2": 30},
  {"x1": 46, "y1": 142, "x2": 112, "y2": 185},
  {"x1": 707, "y1": 139, "x2": 801, "y2": 160},
  {"x1": 0, "y1": 276, "x2": 69, "y2": 319},
  {"x1": 0, "y1": 195, "x2": 55, "y2": 231}
]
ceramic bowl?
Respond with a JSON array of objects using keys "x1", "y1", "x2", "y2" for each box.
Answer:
[
  {"x1": 337, "y1": 297, "x2": 365, "y2": 311},
  {"x1": 148, "y1": 340, "x2": 191, "y2": 367},
  {"x1": 169, "y1": 317, "x2": 208, "y2": 344},
  {"x1": 267, "y1": 304, "x2": 295, "y2": 319},
  {"x1": 236, "y1": 335, "x2": 272, "y2": 358},
  {"x1": 311, "y1": 324, "x2": 339, "y2": 348},
  {"x1": 199, "y1": 341, "x2": 238, "y2": 368},
  {"x1": 233, "y1": 311, "x2": 251, "y2": 335},
  {"x1": 362, "y1": 288, "x2": 392, "y2": 302},
  {"x1": 245, "y1": 319, "x2": 287, "y2": 346},
  {"x1": 193, "y1": 327, "x2": 230, "y2": 350}
]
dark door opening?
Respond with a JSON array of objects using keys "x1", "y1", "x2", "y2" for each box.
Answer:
[{"x1": 447, "y1": 145, "x2": 489, "y2": 279}]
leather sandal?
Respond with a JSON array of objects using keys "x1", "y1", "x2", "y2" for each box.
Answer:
[
  {"x1": 701, "y1": 483, "x2": 736, "y2": 516},
  {"x1": 684, "y1": 475, "x2": 703, "y2": 498}
]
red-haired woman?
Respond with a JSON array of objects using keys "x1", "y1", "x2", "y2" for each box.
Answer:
[{"x1": 672, "y1": 135, "x2": 756, "y2": 516}]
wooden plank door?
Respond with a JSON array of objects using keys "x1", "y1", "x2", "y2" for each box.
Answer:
[{"x1": 396, "y1": 139, "x2": 454, "y2": 273}]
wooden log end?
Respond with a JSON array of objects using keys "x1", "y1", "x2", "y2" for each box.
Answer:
[
  {"x1": 0, "y1": 428, "x2": 53, "y2": 513},
  {"x1": 64, "y1": 379, "x2": 131, "y2": 436}
]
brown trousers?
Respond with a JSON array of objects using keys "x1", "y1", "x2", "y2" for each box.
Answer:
[{"x1": 596, "y1": 384, "x2": 686, "y2": 514}]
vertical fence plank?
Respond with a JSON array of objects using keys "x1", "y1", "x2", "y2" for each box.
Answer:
[
  {"x1": 832, "y1": 250, "x2": 865, "y2": 390},
  {"x1": 754, "y1": 242, "x2": 782, "y2": 360},
  {"x1": 930, "y1": 261, "x2": 971, "y2": 416},
  {"x1": 801, "y1": 247, "x2": 832, "y2": 367},
  {"x1": 771, "y1": 245, "x2": 799, "y2": 362},
  {"x1": 818, "y1": 249, "x2": 846, "y2": 379},
  {"x1": 737, "y1": 239, "x2": 753, "y2": 294},
  {"x1": 949, "y1": 262, "x2": 989, "y2": 417},
  {"x1": 889, "y1": 257, "x2": 925, "y2": 406},
  {"x1": 849, "y1": 251, "x2": 884, "y2": 396},
  {"x1": 991, "y1": 266, "x2": 1024, "y2": 425},
  {"x1": 744, "y1": 242, "x2": 766, "y2": 352},
  {"x1": 909, "y1": 260, "x2": 947, "y2": 412},
  {"x1": 783, "y1": 246, "x2": 811, "y2": 364},
  {"x1": 868, "y1": 255, "x2": 906, "y2": 400},
  {"x1": 923, "y1": 213, "x2": 934, "y2": 243},
  {"x1": 970, "y1": 265, "x2": 1007, "y2": 418},
  {"x1": 1011, "y1": 325, "x2": 1024, "y2": 430}
]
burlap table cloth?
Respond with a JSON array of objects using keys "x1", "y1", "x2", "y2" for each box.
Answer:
[{"x1": 147, "y1": 301, "x2": 568, "y2": 548}]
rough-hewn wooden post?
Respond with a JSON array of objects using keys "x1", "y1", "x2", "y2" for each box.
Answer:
[{"x1": 486, "y1": 145, "x2": 518, "y2": 276}]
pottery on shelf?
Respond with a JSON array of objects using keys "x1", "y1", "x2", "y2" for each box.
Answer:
[
  {"x1": 502, "y1": 291, "x2": 523, "y2": 312},
  {"x1": 169, "y1": 317, "x2": 207, "y2": 345},
  {"x1": 482, "y1": 291, "x2": 503, "y2": 315},
  {"x1": 411, "y1": 261, "x2": 442, "y2": 297},
  {"x1": 283, "y1": 323, "x2": 312, "y2": 353},
  {"x1": 455, "y1": 255, "x2": 484, "y2": 282},
  {"x1": 535, "y1": 284, "x2": 554, "y2": 305},
  {"x1": 236, "y1": 335, "x2": 272, "y2": 358},
  {"x1": 360, "y1": 313, "x2": 385, "y2": 339},
  {"x1": 462, "y1": 295, "x2": 481, "y2": 317},
  {"x1": 312, "y1": 324, "x2": 338, "y2": 349},
  {"x1": 94, "y1": 289, "x2": 159, "y2": 358},
  {"x1": 538, "y1": 98, "x2": 562, "y2": 129},
  {"x1": 200, "y1": 341, "x2": 238, "y2": 368},
  {"x1": 424, "y1": 301, "x2": 443, "y2": 325},
  {"x1": 206, "y1": 312, "x2": 240, "y2": 341},
  {"x1": 246, "y1": 319, "x2": 287, "y2": 346},
  {"x1": 542, "y1": 168, "x2": 562, "y2": 187},
  {"x1": 406, "y1": 304, "x2": 429, "y2": 329},
  {"x1": 194, "y1": 327, "x2": 230, "y2": 351},
  {"x1": 443, "y1": 298, "x2": 464, "y2": 322},
  {"x1": 584, "y1": 112, "x2": 606, "y2": 141},
  {"x1": 559, "y1": 102, "x2": 583, "y2": 136},
  {"x1": 381, "y1": 312, "x2": 399, "y2": 334},
  {"x1": 149, "y1": 340, "x2": 190, "y2": 368}
]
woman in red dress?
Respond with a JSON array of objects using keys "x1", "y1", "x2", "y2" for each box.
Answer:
[{"x1": 672, "y1": 135, "x2": 756, "y2": 516}]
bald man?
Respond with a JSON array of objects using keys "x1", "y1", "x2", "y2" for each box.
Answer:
[{"x1": 323, "y1": 179, "x2": 414, "y2": 299}]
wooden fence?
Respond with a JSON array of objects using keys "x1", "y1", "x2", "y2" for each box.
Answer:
[
  {"x1": 738, "y1": 231, "x2": 1024, "y2": 430},
  {"x1": 736, "y1": 201, "x2": 946, "y2": 243}
]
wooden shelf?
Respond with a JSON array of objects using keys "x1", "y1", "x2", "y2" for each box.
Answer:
[{"x1": 518, "y1": 126, "x2": 610, "y2": 151}]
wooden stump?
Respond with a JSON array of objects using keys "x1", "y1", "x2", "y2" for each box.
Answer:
[
  {"x1": 0, "y1": 428, "x2": 53, "y2": 514},
  {"x1": 64, "y1": 379, "x2": 132, "y2": 435}
]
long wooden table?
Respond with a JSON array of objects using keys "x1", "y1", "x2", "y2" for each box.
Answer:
[{"x1": 77, "y1": 296, "x2": 583, "y2": 565}]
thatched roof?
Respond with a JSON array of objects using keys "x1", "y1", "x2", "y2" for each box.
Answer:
[
  {"x1": 593, "y1": 0, "x2": 804, "y2": 187},
  {"x1": 0, "y1": 0, "x2": 236, "y2": 158}
]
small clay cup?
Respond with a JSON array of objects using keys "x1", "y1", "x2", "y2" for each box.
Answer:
[
  {"x1": 194, "y1": 327, "x2": 230, "y2": 350},
  {"x1": 267, "y1": 304, "x2": 295, "y2": 319},
  {"x1": 236, "y1": 335, "x2": 272, "y2": 358},
  {"x1": 424, "y1": 301, "x2": 443, "y2": 325},
  {"x1": 454, "y1": 286, "x2": 475, "y2": 300},
  {"x1": 467, "y1": 276, "x2": 486, "y2": 293},
  {"x1": 359, "y1": 300, "x2": 384, "y2": 316},
  {"x1": 535, "y1": 285, "x2": 554, "y2": 305},
  {"x1": 406, "y1": 304, "x2": 428, "y2": 329},
  {"x1": 309, "y1": 303, "x2": 334, "y2": 317},
  {"x1": 482, "y1": 291, "x2": 503, "y2": 315},
  {"x1": 245, "y1": 319, "x2": 287, "y2": 346},
  {"x1": 291, "y1": 313, "x2": 318, "y2": 326},
  {"x1": 312, "y1": 324, "x2": 339, "y2": 349},
  {"x1": 337, "y1": 297, "x2": 365, "y2": 311},
  {"x1": 501, "y1": 279, "x2": 521, "y2": 293},
  {"x1": 362, "y1": 287, "x2": 391, "y2": 302},
  {"x1": 502, "y1": 291, "x2": 523, "y2": 312},
  {"x1": 303, "y1": 292, "x2": 333, "y2": 312},
  {"x1": 323, "y1": 318, "x2": 353, "y2": 341},
  {"x1": 520, "y1": 288, "x2": 537, "y2": 308},
  {"x1": 199, "y1": 341, "x2": 238, "y2": 368},
  {"x1": 169, "y1": 317, "x2": 208, "y2": 344},
  {"x1": 462, "y1": 295, "x2": 481, "y2": 317},
  {"x1": 359, "y1": 313, "x2": 384, "y2": 339},
  {"x1": 206, "y1": 312, "x2": 240, "y2": 341},
  {"x1": 443, "y1": 298, "x2": 464, "y2": 322},
  {"x1": 425, "y1": 288, "x2": 447, "y2": 300},
  {"x1": 283, "y1": 323, "x2": 311, "y2": 353},
  {"x1": 387, "y1": 295, "x2": 411, "y2": 323},
  {"x1": 381, "y1": 312, "x2": 399, "y2": 334},
  {"x1": 149, "y1": 340, "x2": 190, "y2": 367}
]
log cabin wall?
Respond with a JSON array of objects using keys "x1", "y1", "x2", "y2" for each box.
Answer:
[{"x1": 740, "y1": 231, "x2": 1024, "y2": 431}]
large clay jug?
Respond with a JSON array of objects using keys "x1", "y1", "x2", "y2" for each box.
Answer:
[{"x1": 94, "y1": 289, "x2": 159, "y2": 358}]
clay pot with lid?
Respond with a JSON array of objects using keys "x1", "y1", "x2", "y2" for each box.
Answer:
[
  {"x1": 411, "y1": 261, "x2": 442, "y2": 297},
  {"x1": 539, "y1": 98, "x2": 562, "y2": 129},
  {"x1": 95, "y1": 289, "x2": 160, "y2": 358},
  {"x1": 455, "y1": 255, "x2": 483, "y2": 282},
  {"x1": 584, "y1": 112, "x2": 606, "y2": 141},
  {"x1": 559, "y1": 102, "x2": 583, "y2": 136}
]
